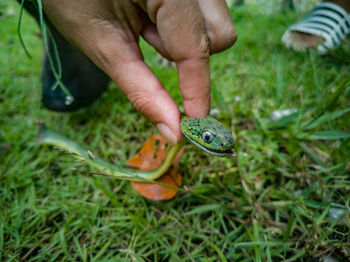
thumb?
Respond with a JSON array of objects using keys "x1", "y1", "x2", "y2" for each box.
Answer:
[{"x1": 112, "y1": 57, "x2": 182, "y2": 144}]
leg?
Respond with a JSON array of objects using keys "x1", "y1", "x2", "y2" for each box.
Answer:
[{"x1": 18, "y1": 1, "x2": 110, "y2": 111}]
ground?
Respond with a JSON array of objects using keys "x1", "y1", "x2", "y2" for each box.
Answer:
[{"x1": 1, "y1": 1, "x2": 349, "y2": 261}]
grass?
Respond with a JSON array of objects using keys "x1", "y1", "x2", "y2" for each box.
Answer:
[{"x1": 1, "y1": 1, "x2": 350, "y2": 261}]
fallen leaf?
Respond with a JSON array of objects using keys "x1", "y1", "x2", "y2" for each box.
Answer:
[{"x1": 127, "y1": 135, "x2": 183, "y2": 200}]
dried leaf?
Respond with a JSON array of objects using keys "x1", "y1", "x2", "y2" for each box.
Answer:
[{"x1": 127, "y1": 135, "x2": 183, "y2": 200}]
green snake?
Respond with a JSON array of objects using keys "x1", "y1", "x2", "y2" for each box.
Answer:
[{"x1": 40, "y1": 116, "x2": 235, "y2": 181}]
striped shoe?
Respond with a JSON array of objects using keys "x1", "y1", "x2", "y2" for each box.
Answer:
[{"x1": 282, "y1": 2, "x2": 350, "y2": 54}]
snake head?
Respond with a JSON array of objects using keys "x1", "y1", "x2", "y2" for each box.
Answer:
[{"x1": 180, "y1": 116, "x2": 236, "y2": 156}]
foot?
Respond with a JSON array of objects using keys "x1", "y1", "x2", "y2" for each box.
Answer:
[{"x1": 287, "y1": 32, "x2": 325, "y2": 51}]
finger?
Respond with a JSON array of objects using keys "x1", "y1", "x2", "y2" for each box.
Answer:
[
  {"x1": 197, "y1": 0, "x2": 237, "y2": 53},
  {"x1": 98, "y1": 40, "x2": 182, "y2": 145},
  {"x1": 176, "y1": 57, "x2": 211, "y2": 118},
  {"x1": 150, "y1": 0, "x2": 211, "y2": 118},
  {"x1": 141, "y1": 21, "x2": 172, "y2": 60},
  {"x1": 111, "y1": 50, "x2": 181, "y2": 144}
]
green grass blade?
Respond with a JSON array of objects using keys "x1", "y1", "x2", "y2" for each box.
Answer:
[
  {"x1": 252, "y1": 219, "x2": 262, "y2": 262},
  {"x1": 184, "y1": 204, "x2": 221, "y2": 216},
  {"x1": 93, "y1": 179, "x2": 148, "y2": 228},
  {"x1": 304, "y1": 107, "x2": 350, "y2": 130},
  {"x1": 0, "y1": 222, "x2": 3, "y2": 259},
  {"x1": 304, "y1": 79, "x2": 350, "y2": 128},
  {"x1": 207, "y1": 241, "x2": 227, "y2": 262},
  {"x1": 308, "y1": 130, "x2": 350, "y2": 140},
  {"x1": 299, "y1": 142, "x2": 325, "y2": 167},
  {"x1": 211, "y1": 84, "x2": 229, "y2": 114},
  {"x1": 267, "y1": 111, "x2": 300, "y2": 129},
  {"x1": 59, "y1": 228, "x2": 72, "y2": 260},
  {"x1": 91, "y1": 240, "x2": 112, "y2": 262}
]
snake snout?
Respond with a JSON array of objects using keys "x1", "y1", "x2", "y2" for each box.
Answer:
[
  {"x1": 219, "y1": 136, "x2": 234, "y2": 149},
  {"x1": 220, "y1": 140, "x2": 230, "y2": 149}
]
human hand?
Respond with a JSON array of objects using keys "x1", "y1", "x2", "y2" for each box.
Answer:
[{"x1": 42, "y1": 0, "x2": 236, "y2": 144}]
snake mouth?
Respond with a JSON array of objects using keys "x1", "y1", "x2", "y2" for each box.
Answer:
[
  {"x1": 183, "y1": 132, "x2": 236, "y2": 157},
  {"x1": 201, "y1": 146, "x2": 236, "y2": 157}
]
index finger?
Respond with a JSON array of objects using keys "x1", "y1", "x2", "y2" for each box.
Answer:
[{"x1": 150, "y1": 0, "x2": 211, "y2": 118}]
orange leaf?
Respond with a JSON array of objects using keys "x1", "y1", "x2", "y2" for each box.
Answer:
[{"x1": 127, "y1": 135, "x2": 183, "y2": 200}]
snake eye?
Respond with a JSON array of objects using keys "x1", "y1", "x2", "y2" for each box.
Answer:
[{"x1": 202, "y1": 131, "x2": 214, "y2": 143}]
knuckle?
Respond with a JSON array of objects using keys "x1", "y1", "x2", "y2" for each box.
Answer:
[
  {"x1": 224, "y1": 23, "x2": 237, "y2": 46},
  {"x1": 128, "y1": 90, "x2": 153, "y2": 114},
  {"x1": 223, "y1": 22, "x2": 237, "y2": 46},
  {"x1": 210, "y1": 21, "x2": 237, "y2": 52},
  {"x1": 176, "y1": 33, "x2": 210, "y2": 62}
]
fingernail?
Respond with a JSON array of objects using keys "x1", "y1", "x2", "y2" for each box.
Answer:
[{"x1": 157, "y1": 123, "x2": 177, "y2": 145}]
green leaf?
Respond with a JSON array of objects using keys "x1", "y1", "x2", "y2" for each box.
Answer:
[
  {"x1": 308, "y1": 131, "x2": 350, "y2": 140},
  {"x1": 304, "y1": 107, "x2": 350, "y2": 130}
]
